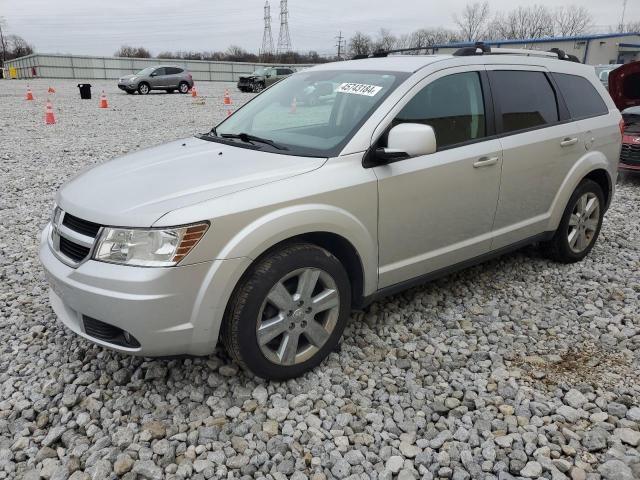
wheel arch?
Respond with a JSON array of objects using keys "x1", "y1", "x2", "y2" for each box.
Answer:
[{"x1": 548, "y1": 152, "x2": 615, "y2": 230}]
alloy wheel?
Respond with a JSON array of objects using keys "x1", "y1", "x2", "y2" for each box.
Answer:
[
  {"x1": 567, "y1": 192, "x2": 600, "y2": 253},
  {"x1": 256, "y1": 268, "x2": 340, "y2": 366}
]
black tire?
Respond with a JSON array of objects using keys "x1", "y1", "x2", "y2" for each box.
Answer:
[
  {"x1": 137, "y1": 82, "x2": 150, "y2": 95},
  {"x1": 166, "y1": 89, "x2": 175, "y2": 94},
  {"x1": 252, "y1": 82, "x2": 265, "y2": 93},
  {"x1": 221, "y1": 243, "x2": 351, "y2": 380},
  {"x1": 544, "y1": 179, "x2": 604, "y2": 263},
  {"x1": 178, "y1": 82, "x2": 190, "y2": 94}
]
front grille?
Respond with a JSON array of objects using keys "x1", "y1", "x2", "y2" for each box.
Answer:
[
  {"x1": 620, "y1": 143, "x2": 640, "y2": 166},
  {"x1": 59, "y1": 236, "x2": 91, "y2": 262},
  {"x1": 52, "y1": 210, "x2": 102, "y2": 266},
  {"x1": 83, "y1": 316, "x2": 141, "y2": 348},
  {"x1": 62, "y1": 213, "x2": 101, "y2": 237}
]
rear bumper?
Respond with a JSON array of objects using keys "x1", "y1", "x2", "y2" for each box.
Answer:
[{"x1": 39, "y1": 227, "x2": 251, "y2": 356}]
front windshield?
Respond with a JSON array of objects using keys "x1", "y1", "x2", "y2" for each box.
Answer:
[
  {"x1": 253, "y1": 68, "x2": 268, "y2": 76},
  {"x1": 136, "y1": 67, "x2": 156, "y2": 76},
  {"x1": 214, "y1": 69, "x2": 408, "y2": 157}
]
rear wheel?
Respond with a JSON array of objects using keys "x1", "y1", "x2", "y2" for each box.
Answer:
[
  {"x1": 138, "y1": 82, "x2": 150, "y2": 95},
  {"x1": 179, "y1": 82, "x2": 190, "y2": 94},
  {"x1": 221, "y1": 243, "x2": 351, "y2": 380},
  {"x1": 544, "y1": 179, "x2": 604, "y2": 263}
]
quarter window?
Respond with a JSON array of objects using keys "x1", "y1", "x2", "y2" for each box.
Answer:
[
  {"x1": 553, "y1": 73, "x2": 608, "y2": 119},
  {"x1": 489, "y1": 71, "x2": 559, "y2": 133}
]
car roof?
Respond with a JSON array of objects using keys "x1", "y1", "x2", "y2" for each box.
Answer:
[
  {"x1": 307, "y1": 53, "x2": 594, "y2": 75},
  {"x1": 310, "y1": 55, "x2": 453, "y2": 73}
]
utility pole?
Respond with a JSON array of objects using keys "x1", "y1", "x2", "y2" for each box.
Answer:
[
  {"x1": 260, "y1": 1, "x2": 274, "y2": 58},
  {"x1": 619, "y1": 0, "x2": 628, "y2": 32},
  {"x1": 276, "y1": 0, "x2": 292, "y2": 56},
  {"x1": 335, "y1": 31, "x2": 346, "y2": 60}
]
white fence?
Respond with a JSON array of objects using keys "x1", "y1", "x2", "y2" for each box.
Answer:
[{"x1": 4, "y1": 54, "x2": 313, "y2": 82}]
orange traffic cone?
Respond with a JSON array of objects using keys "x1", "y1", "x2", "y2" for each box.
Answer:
[
  {"x1": 48, "y1": 86, "x2": 56, "y2": 94},
  {"x1": 290, "y1": 96, "x2": 297, "y2": 114},
  {"x1": 191, "y1": 86, "x2": 197, "y2": 98},
  {"x1": 26, "y1": 86, "x2": 34, "y2": 101},
  {"x1": 224, "y1": 89, "x2": 231, "y2": 105},
  {"x1": 45, "y1": 98, "x2": 56, "y2": 125},
  {"x1": 100, "y1": 91, "x2": 108, "y2": 109}
]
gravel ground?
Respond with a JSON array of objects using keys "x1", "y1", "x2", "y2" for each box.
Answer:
[{"x1": 1, "y1": 78, "x2": 639, "y2": 480}]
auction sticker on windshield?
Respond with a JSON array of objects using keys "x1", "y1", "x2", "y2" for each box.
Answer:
[{"x1": 336, "y1": 83, "x2": 383, "y2": 96}]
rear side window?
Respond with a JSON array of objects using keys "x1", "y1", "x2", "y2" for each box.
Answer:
[
  {"x1": 394, "y1": 71, "x2": 486, "y2": 149},
  {"x1": 489, "y1": 71, "x2": 559, "y2": 133},
  {"x1": 166, "y1": 67, "x2": 183, "y2": 75},
  {"x1": 553, "y1": 73, "x2": 608, "y2": 119}
]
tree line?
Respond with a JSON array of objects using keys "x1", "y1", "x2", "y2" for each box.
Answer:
[{"x1": 0, "y1": 17, "x2": 34, "y2": 65}]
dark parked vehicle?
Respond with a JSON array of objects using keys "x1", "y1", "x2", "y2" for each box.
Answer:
[
  {"x1": 118, "y1": 65, "x2": 194, "y2": 95},
  {"x1": 237, "y1": 67, "x2": 295, "y2": 92},
  {"x1": 608, "y1": 61, "x2": 640, "y2": 174}
]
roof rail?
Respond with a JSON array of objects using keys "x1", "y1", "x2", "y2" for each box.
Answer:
[
  {"x1": 352, "y1": 41, "x2": 582, "y2": 63},
  {"x1": 453, "y1": 42, "x2": 582, "y2": 62}
]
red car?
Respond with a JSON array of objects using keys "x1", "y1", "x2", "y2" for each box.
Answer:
[{"x1": 609, "y1": 62, "x2": 640, "y2": 174}]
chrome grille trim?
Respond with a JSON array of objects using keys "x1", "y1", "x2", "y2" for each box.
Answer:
[{"x1": 50, "y1": 209, "x2": 102, "y2": 268}]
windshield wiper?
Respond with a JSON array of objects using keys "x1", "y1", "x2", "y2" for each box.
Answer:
[{"x1": 220, "y1": 132, "x2": 288, "y2": 151}]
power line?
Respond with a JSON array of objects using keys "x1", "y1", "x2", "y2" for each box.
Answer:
[
  {"x1": 260, "y1": 1, "x2": 274, "y2": 57},
  {"x1": 276, "y1": 0, "x2": 292, "y2": 54}
]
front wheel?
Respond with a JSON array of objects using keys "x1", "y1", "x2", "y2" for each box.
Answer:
[
  {"x1": 252, "y1": 82, "x2": 265, "y2": 93},
  {"x1": 137, "y1": 82, "x2": 150, "y2": 95},
  {"x1": 544, "y1": 179, "x2": 604, "y2": 263},
  {"x1": 221, "y1": 243, "x2": 351, "y2": 380}
]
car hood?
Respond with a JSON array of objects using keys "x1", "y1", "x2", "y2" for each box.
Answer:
[
  {"x1": 608, "y1": 61, "x2": 640, "y2": 110},
  {"x1": 57, "y1": 137, "x2": 326, "y2": 227}
]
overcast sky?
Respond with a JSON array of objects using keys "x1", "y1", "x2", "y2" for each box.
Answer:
[{"x1": 1, "y1": 0, "x2": 639, "y2": 57}]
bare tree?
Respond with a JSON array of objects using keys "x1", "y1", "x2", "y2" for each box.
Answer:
[
  {"x1": 348, "y1": 32, "x2": 373, "y2": 56},
  {"x1": 6, "y1": 34, "x2": 34, "y2": 59},
  {"x1": 619, "y1": 20, "x2": 640, "y2": 33},
  {"x1": 114, "y1": 45, "x2": 151, "y2": 58},
  {"x1": 0, "y1": 17, "x2": 7, "y2": 65},
  {"x1": 489, "y1": 5, "x2": 554, "y2": 40},
  {"x1": 554, "y1": 6, "x2": 592, "y2": 36},
  {"x1": 455, "y1": 1, "x2": 490, "y2": 42},
  {"x1": 373, "y1": 28, "x2": 397, "y2": 52}
]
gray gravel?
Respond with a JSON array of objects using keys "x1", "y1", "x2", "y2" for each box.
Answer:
[{"x1": 1, "y1": 78, "x2": 640, "y2": 480}]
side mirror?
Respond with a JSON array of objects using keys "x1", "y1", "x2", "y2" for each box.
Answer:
[
  {"x1": 376, "y1": 123, "x2": 437, "y2": 162},
  {"x1": 150, "y1": 72, "x2": 157, "y2": 77}
]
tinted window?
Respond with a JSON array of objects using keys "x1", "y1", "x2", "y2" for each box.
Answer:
[
  {"x1": 166, "y1": 67, "x2": 183, "y2": 75},
  {"x1": 553, "y1": 73, "x2": 608, "y2": 119},
  {"x1": 394, "y1": 71, "x2": 486, "y2": 148},
  {"x1": 489, "y1": 71, "x2": 559, "y2": 133},
  {"x1": 277, "y1": 69, "x2": 290, "y2": 75},
  {"x1": 152, "y1": 68, "x2": 166, "y2": 76}
]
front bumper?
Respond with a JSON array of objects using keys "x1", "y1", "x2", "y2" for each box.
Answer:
[
  {"x1": 117, "y1": 83, "x2": 135, "y2": 91},
  {"x1": 39, "y1": 226, "x2": 251, "y2": 356}
]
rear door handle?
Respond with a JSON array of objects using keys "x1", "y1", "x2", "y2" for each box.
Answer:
[
  {"x1": 473, "y1": 156, "x2": 499, "y2": 168},
  {"x1": 560, "y1": 137, "x2": 578, "y2": 147}
]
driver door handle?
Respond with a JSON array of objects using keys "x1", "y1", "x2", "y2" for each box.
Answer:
[
  {"x1": 473, "y1": 156, "x2": 499, "y2": 168},
  {"x1": 560, "y1": 137, "x2": 578, "y2": 147}
]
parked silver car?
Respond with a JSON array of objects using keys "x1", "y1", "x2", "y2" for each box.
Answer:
[
  {"x1": 118, "y1": 65, "x2": 194, "y2": 95},
  {"x1": 42, "y1": 49, "x2": 624, "y2": 379}
]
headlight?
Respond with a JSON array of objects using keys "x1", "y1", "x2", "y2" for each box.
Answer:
[
  {"x1": 94, "y1": 223, "x2": 208, "y2": 267},
  {"x1": 130, "y1": 76, "x2": 138, "y2": 82}
]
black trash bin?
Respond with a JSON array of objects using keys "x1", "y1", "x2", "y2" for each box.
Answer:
[{"x1": 77, "y1": 83, "x2": 92, "y2": 99}]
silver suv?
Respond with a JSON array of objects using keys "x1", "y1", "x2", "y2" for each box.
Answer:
[
  {"x1": 118, "y1": 65, "x2": 194, "y2": 95},
  {"x1": 42, "y1": 48, "x2": 624, "y2": 379}
]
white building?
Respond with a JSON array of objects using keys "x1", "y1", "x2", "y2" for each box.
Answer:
[{"x1": 432, "y1": 32, "x2": 640, "y2": 65}]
